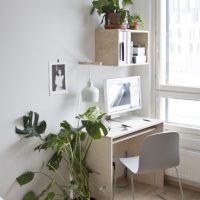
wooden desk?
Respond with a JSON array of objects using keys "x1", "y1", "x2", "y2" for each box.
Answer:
[{"x1": 87, "y1": 118, "x2": 163, "y2": 200}]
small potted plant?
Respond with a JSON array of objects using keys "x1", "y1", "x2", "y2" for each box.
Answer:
[
  {"x1": 128, "y1": 14, "x2": 144, "y2": 30},
  {"x1": 91, "y1": 0, "x2": 134, "y2": 29}
]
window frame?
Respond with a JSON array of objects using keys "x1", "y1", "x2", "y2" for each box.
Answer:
[{"x1": 155, "y1": 0, "x2": 200, "y2": 136}]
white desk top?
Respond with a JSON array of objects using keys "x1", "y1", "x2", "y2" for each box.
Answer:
[{"x1": 106, "y1": 117, "x2": 163, "y2": 139}]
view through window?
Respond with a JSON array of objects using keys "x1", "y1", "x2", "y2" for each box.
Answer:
[{"x1": 158, "y1": 0, "x2": 200, "y2": 128}]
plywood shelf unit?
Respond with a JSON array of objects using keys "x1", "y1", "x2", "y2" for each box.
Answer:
[{"x1": 95, "y1": 28, "x2": 149, "y2": 67}]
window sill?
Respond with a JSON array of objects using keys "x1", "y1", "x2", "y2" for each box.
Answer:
[
  {"x1": 164, "y1": 123, "x2": 200, "y2": 151},
  {"x1": 164, "y1": 122, "x2": 200, "y2": 136}
]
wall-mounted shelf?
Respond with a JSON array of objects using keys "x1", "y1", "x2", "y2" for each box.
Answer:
[
  {"x1": 78, "y1": 61, "x2": 102, "y2": 66},
  {"x1": 95, "y1": 29, "x2": 149, "y2": 67}
]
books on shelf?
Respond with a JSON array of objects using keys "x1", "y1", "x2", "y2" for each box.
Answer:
[
  {"x1": 119, "y1": 33, "x2": 147, "y2": 65},
  {"x1": 126, "y1": 32, "x2": 131, "y2": 65},
  {"x1": 119, "y1": 31, "x2": 131, "y2": 65},
  {"x1": 132, "y1": 45, "x2": 146, "y2": 64}
]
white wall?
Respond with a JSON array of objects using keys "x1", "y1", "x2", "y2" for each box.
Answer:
[{"x1": 0, "y1": 0, "x2": 151, "y2": 199}]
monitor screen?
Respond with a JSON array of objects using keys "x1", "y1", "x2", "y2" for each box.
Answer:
[{"x1": 104, "y1": 76, "x2": 141, "y2": 117}]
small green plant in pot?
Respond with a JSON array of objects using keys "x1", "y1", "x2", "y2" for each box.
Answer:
[
  {"x1": 91, "y1": 0, "x2": 134, "y2": 28},
  {"x1": 15, "y1": 107, "x2": 108, "y2": 200},
  {"x1": 128, "y1": 14, "x2": 144, "y2": 30}
]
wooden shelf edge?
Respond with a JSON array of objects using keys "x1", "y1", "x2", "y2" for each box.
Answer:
[
  {"x1": 78, "y1": 61, "x2": 103, "y2": 66},
  {"x1": 78, "y1": 61, "x2": 149, "y2": 67},
  {"x1": 101, "y1": 63, "x2": 149, "y2": 67},
  {"x1": 118, "y1": 62, "x2": 149, "y2": 67}
]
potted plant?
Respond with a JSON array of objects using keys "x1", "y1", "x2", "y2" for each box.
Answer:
[
  {"x1": 15, "y1": 107, "x2": 108, "y2": 200},
  {"x1": 91, "y1": 0, "x2": 134, "y2": 29},
  {"x1": 128, "y1": 13, "x2": 144, "y2": 30}
]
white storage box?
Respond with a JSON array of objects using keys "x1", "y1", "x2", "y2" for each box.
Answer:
[
  {"x1": 133, "y1": 47, "x2": 145, "y2": 55},
  {"x1": 132, "y1": 56, "x2": 146, "y2": 64}
]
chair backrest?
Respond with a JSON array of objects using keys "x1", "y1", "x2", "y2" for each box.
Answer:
[{"x1": 138, "y1": 131, "x2": 180, "y2": 173}]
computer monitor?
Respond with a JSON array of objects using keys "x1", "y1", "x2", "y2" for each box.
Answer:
[{"x1": 104, "y1": 76, "x2": 141, "y2": 118}]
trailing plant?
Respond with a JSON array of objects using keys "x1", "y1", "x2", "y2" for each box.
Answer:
[
  {"x1": 90, "y1": 0, "x2": 134, "y2": 25},
  {"x1": 16, "y1": 107, "x2": 108, "y2": 200}
]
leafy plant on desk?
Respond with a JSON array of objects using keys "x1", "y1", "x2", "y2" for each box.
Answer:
[{"x1": 15, "y1": 107, "x2": 108, "y2": 200}]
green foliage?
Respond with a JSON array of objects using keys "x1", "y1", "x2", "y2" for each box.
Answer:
[
  {"x1": 16, "y1": 171, "x2": 34, "y2": 186},
  {"x1": 91, "y1": 0, "x2": 134, "y2": 24},
  {"x1": 15, "y1": 111, "x2": 46, "y2": 138},
  {"x1": 128, "y1": 13, "x2": 144, "y2": 28},
  {"x1": 16, "y1": 106, "x2": 108, "y2": 200},
  {"x1": 78, "y1": 106, "x2": 108, "y2": 139},
  {"x1": 44, "y1": 192, "x2": 55, "y2": 200},
  {"x1": 38, "y1": 180, "x2": 55, "y2": 198},
  {"x1": 23, "y1": 191, "x2": 38, "y2": 200}
]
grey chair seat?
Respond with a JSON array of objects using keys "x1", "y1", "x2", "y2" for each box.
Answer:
[
  {"x1": 119, "y1": 131, "x2": 184, "y2": 200},
  {"x1": 120, "y1": 156, "x2": 139, "y2": 173}
]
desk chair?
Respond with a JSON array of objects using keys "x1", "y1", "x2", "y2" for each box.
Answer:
[{"x1": 120, "y1": 131, "x2": 184, "y2": 200}]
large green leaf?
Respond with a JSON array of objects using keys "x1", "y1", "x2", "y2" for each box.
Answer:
[
  {"x1": 90, "y1": 122, "x2": 102, "y2": 139},
  {"x1": 15, "y1": 111, "x2": 46, "y2": 137},
  {"x1": 99, "y1": 121, "x2": 108, "y2": 136},
  {"x1": 23, "y1": 116, "x2": 29, "y2": 128},
  {"x1": 119, "y1": 9, "x2": 127, "y2": 24},
  {"x1": 79, "y1": 106, "x2": 108, "y2": 139},
  {"x1": 35, "y1": 121, "x2": 47, "y2": 133},
  {"x1": 23, "y1": 191, "x2": 38, "y2": 200},
  {"x1": 78, "y1": 106, "x2": 102, "y2": 121},
  {"x1": 60, "y1": 120, "x2": 72, "y2": 131},
  {"x1": 97, "y1": 113, "x2": 106, "y2": 120},
  {"x1": 122, "y1": 0, "x2": 134, "y2": 7},
  {"x1": 16, "y1": 171, "x2": 34, "y2": 186},
  {"x1": 47, "y1": 152, "x2": 62, "y2": 170},
  {"x1": 34, "y1": 134, "x2": 57, "y2": 151},
  {"x1": 44, "y1": 192, "x2": 55, "y2": 200}
]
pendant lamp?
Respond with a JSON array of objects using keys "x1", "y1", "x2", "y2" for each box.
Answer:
[{"x1": 81, "y1": 78, "x2": 99, "y2": 102}]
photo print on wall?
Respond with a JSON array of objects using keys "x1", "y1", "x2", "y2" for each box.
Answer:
[{"x1": 49, "y1": 60, "x2": 67, "y2": 95}]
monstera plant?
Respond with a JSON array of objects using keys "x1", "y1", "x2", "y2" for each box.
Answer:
[
  {"x1": 15, "y1": 106, "x2": 108, "y2": 200},
  {"x1": 15, "y1": 111, "x2": 46, "y2": 138}
]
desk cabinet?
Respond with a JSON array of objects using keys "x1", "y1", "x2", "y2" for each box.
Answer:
[{"x1": 87, "y1": 119, "x2": 163, "y2": 200}]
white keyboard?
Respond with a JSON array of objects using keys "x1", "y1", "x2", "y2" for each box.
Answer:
[{"x1": 122, "y1": 118, "x2": 152, "y2": 128}]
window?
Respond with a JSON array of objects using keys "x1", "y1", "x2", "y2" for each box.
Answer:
[
  {"x1": 156, "y1": 0, "x2": 200, "y2": 130},
  {"x1": 161, "y1": 97, "x2": 200, "y2": 128}
]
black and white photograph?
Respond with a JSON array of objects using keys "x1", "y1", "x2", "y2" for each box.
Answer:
[{"x1": 49, "y1": 61, "x2": 67, "y2": 95}]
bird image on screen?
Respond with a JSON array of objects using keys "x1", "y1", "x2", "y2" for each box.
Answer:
[
  {"x1": 110, "y1": 83, "x2": 131, "y2": 107},
  {"x1": 104, "y1": 76, "x2": 141, "y2": 117}
]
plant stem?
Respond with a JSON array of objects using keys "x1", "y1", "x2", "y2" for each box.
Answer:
[
  {"x1": 34, "y1": 171, "x2": 67, "y2": 196},
  {"x1": 83, "y1": 137, "x2": 93, "y2": 161}
]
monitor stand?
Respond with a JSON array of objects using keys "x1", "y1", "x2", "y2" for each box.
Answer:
[{"x1": 106, "y1": 114, "x2": 121, "y2": 120}]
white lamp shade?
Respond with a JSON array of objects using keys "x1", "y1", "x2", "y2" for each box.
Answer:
[{"x1": 81, "y1": 79, "x2": 99, "y2": 102}]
